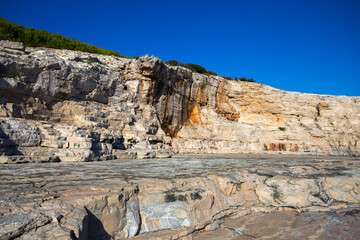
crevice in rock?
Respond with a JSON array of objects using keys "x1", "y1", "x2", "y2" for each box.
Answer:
[{"x1": 84, "y1": 207, "x2": 112, "y2": 240}]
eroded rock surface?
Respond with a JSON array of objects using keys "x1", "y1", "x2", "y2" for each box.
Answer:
[
  {"x1": 0, "y1": 40, "x2": 359, "y2": 161},
  {"x1": 0, "y1": 40, "x2": 173, "y2": 162},
  {"x1": 193, "y1": 209, "x2": 360, "y2": 240},
  {"x1": 0, "y1": 154, "x2": 359, "y2": 239}
]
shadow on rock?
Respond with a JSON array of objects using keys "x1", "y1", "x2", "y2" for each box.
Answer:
[
  {"x1": 0, "y1": 127, "x2": 23, "y2": 155},
  {"x1": 85, "y1": 207, "x2": 112, "y2": 240}
]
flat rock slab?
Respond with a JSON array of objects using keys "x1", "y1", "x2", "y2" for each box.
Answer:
[
  {"x1": 1, "y1": 154, "x2": 360, "y2": 239},
  {"x1": 194, "y1": 208, "x2": 360, "y2": 240}
]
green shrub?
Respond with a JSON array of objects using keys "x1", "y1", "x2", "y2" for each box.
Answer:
[
  {"x1": 232, "y1": 76, "x2": 256, "y2": 83},
  {"x1": 166, "y1": 60, "x2": 220, "y2": 76},
  {"x1": 0, "y1": 17, "x2": 131, "y2": 58},
  {"x1": 165, "y1": 60, "x2": 186, "y2": 67},
  {"x1": 208, "y1": 71, "x2": 218, "y2": 76},
  {"x1": 184, "y1": 63, "x2": 207, "y2": 74},
  {"x1": 278, "y1": 127, "x2": 286, "y2": 132},
  {"x1": 222, "y1": 76, "x2": 233, "y2": 80},
  {"x1": 237, "y1": 77, "x2": 255, "y2": 82},
  {"x1": 166, "y1": 60, "x2": 178, "y2": 66}
]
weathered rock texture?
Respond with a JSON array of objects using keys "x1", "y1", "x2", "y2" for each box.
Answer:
[
  {"x1": 0, "y1": 154, "x2": 359, "y2": 239},
  {"x1": 193, "y1": 209, "x2": 360, "y2": 240},
  {"x1": 167, "y1": 73, "x2": 360, "y2": 155},
  {"x1": 0, "y1": 40, "x2": 173, "y2": 162},
  {"x1": 1, "y1": 40, "x2": 359, "y2": 161}
]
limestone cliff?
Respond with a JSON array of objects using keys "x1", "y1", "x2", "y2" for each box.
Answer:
[{"x1": 0, "y1": 40, "x2": 359, "y2": 162}]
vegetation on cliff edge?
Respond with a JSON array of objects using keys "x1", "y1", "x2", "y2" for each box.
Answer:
[
  {"x1": 0, "y1": 17, "x2": 130, "y2": 58},
  {"x1": 165, "y1": 59, "x2": 256, "y2": 82},
  {"x1": 0, "y1": 17, "x2": 256, "y2": 82}
]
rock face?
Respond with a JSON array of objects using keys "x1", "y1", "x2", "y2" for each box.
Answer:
[
  {"x1": 0, "y1": 154, "x2": 359, "y2": 239},
  {"x1": 1, "y1": 40, "x2": 359, "y2": 161},
  {"x1": 0, "y1": 40, "x2": 173, "y2": 162},
  {"x1": 169, "y1": 77, "x2": 360, "y2": 155}
]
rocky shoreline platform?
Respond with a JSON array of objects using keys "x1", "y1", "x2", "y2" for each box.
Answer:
[{"x1": 1, "y1": 154, "x2": 360, "y2": 239}]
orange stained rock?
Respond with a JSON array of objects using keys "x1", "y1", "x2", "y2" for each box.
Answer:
[
  {"x1": 209, "y1": 194, "x2": 215, "y2": 208},
  {"x1": 277, "y1": 116, "x2": 286, "y2": 122},
  {"x1": 189, "y1": 105, "x2": 203, "y2": 124},
  {"x1": 290, "y1": 144, "x2": 299, "y2": 152},
  {"x1": 267, "y1": 143, "x2": 287, "y2": 151}
]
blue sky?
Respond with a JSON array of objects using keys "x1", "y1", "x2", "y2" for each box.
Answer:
[{"x1": 1, "y1": 0, "x2": 359, "y2": 96}]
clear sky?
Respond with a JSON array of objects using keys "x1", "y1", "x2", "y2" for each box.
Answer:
[{"x1": 1, "y1": 0, "x2": 359, "y2": 96}]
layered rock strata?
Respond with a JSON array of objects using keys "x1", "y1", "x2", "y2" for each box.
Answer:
[
  {"x1": 0, "y1": 40, "x2": 173, "y2": 162},
  {"x1": 193, "y1": 209, "x2": 360, "y2": 240},
  {"x1": 1, "y1": 40, "x2": 359, "y2": 161},
  {"x1": 0, "y1": 154, "x2": 359, "y2": 239}
]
